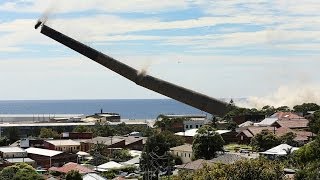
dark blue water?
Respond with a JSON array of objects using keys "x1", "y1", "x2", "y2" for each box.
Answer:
[{"x1": 0, "y1": 99, "x2": 207, "y2": 119}]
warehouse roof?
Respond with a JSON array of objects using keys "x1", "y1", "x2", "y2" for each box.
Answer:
[
  {"x1": 46, "y1": 139, "x2": 80, "y2": 146},
  {"x1": 25, "y1": 147, "x2": 63, "y2": 157},
  {"x1": 0, "y1": 147, "x2": 26, "y2": 153}
]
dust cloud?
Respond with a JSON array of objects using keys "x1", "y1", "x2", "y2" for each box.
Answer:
[{"x1": 237, "y1": 84, "x2": 320, "y2": 109}]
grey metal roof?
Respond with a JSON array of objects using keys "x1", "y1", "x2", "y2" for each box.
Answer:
[
  {"x1": 25, "y1": 147, "x2": 63, "y2": 157},
  {"x1": 0, "y1": 147, "x2": 26, "y2": 153}
]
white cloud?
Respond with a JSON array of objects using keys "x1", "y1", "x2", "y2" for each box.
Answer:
[{"x1": 0, "y1": 0, "x2": 190, "y2": 13}]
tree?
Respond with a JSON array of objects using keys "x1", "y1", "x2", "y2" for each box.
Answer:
[
  {"x1": 154, "y1": 117, "x2": 185, "y2": 132},
  {"x1": 293, "y1": 103, "x2": 320, "y2": 115},
  {"x1": 3, "y1": 127, "x2": 20, "y2": 144},
  {"x1": 90, "y1": 143, "x2": 109, "y2": 166},
  {"x1": 295, "y1": 161, "x2": 320, "y2": 180},
  {"x1": 39, "y1": 128, "x2": 59, "y2": 139},
  {"x1": 0, "y1": 137, "x2": 9, "y2": 146},
  {"x1": 250, "y1": 129, "x2": 281, "y2": 152},
  {"x1": 92, "y1": 124, "x2": 115, "y2": 137},
  {"x1": 140, "y1": 131, "x2": 183, "y2": 179},
  {"x1": 294, "y1": 136, "x2": 320, "y2": 165},
  {"x1": 65, "y1": 170, "x2": 82, "y2": 180},
  {"x1": 173, "y1": 158, "x2": 285, "y2": 180},
  {"x1": 276, "y1": 106, "x2": 291, "y2": 112},
  {"x1": 73, "y1": 125, "x2": 92, "y2": 133},
  {"x1": 0, "y1": 163, "x2": 44, "y2": 180},
  {"x1": 261, "y1": 105, "x2": 276, "y2": 116},
  {"x1": 308, "y1": 110, "x2": 320, "y2": 134},
  {"x1": 279, "y1": 132, "x2": 297, "y2": 146},
  {"x1": 110, "y1": 149, "x2": 132, "y2": 161},
  {"x1": 192, "y1": 125, "x2": 224, "y2": 160}
]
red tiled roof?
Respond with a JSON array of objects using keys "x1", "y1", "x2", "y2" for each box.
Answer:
[
  {"x1": 49, "y1": 162, "x2": 94, "y2": 174},
  {"x1": 272, "y1": 112, "x2": 304, "y2": 120},
  {"x1": 276, "y1": 119, "x2": 309, "y2": 129},
  {"x1": 176, "y1": 159, "x2": 207, "y2": 170},
  {"x1": 247, "y1": 126, "x2": 276, "y2": 136},
  {"x1": 238, "y1": 126, "x2": 312, "y2": 142}
]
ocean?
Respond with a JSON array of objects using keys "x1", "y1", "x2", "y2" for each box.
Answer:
[{"x1": 0, "y1": 99, "x2": 208, "y2": 119}]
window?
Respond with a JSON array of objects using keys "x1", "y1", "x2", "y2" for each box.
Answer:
[
  {"x1": 196, "y1": 125, "x2": 198, "y2": 128},
  {"x1": 189, "y1": 153, "x2": 191, "y2": 158},
  {"x1": 200, "y1": 125, "x2": 202, "y2": 127},
  {"x1": 177, "y1": 152, "x2": 179, "y2": 156},
  {"x1": 190, "y1": 125, "x2": 193, "y2": 129},
  {"x1": 186, "y1": 125, "x2": 188, "y2": 129}
]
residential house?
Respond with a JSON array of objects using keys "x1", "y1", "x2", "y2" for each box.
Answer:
[
  {"x1": 271, "y1": 112, "x2": 305, "y2": 120},
  {"x1": 272, "y1": 119, "x2": 309, "y2": 130},
  {"x1": 170, "y1": 144, "x2": 193, "y2": 164},
  {"x1": 25, "y1": 147, "x2": 77, "y2": 168},
  {"x1": 83, "y1": 173, "x2": 106, "y2": 180},
  {"x1": 48, "y1": 162, "x2": 95, "y2": 174},
  {"x1": 175, "y1": 129, "x2": 234, "y2": 144},
  {"x1": 80, "y1": 136, "x2": 146, "y2": 153},
  {"x1": 177, "y1": 153, "x2": 246, "y2": 171},
  {"x1": 237, "y1": 126, "x2": 312, "y2": 144},
  {"x1": 260, "y1": 144, "x2": 299, "y2": 159},
  {"x1": 44, "y1": 139, "x2": 81, "y2": 153},
  {"x1": 95, "y1": 161, "x2": 123, "y2": 172}
]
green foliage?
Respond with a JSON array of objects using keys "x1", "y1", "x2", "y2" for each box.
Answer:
[
  {"x1": 102, "y1": 171, "x2": 116, "y2": 179},
  {"x1": 192, "y1": 125, "x2": 224, "y2": 160},
  {"x1": 173, "y1": 158, "x2": 285, "y2": 180},
  {"x1": 295, "y1": 161, "x2": 320, "y2": 180},
  {"x1": 73, "y1": 125, "x2": 92, "y2": 133},
  {"x1": 0, "y1": 137, "x2": 9, "y2": 146},
  {"x1": 92, "y1": 123, "x2": 154, "y2": 137},
  {"x1": 276, "y1": 106, "x2": 291, "y2": 112},
  {"x1": 154, "y1": 117, "x2": 185, "y2": 132},
  {"x1": 39, "y1": 128, "x2": 59, "y2": 139},
  {"x1": 226, "y1": 120, "x2": 237, "y2": 131},
  {"x1": 92, "y1": 124, "x2": 115, "y2": 137},
  {"x1": 172, "y1": 155, "x2": 182, "y2": 165},
  {"x1": 250, "y1": 129, "x2": 281, "y2": 152},
  {"x1": 293, "y1": 103, "x2": 320, "y2": 114},
  {"x1": 0, "y1": 163, "x2": 44, "y2": 180},
  {"x1": 143, "y1": 131, "x2": 184, "y2": 156},
  {"x1": 65, "y1": 170, "x2": 82, "y2": 180},
  {"x1": 279, "y1": 132, "x2": 297, "y2": 146},
  {"x1": 261, "y1": 105, "x2": 277, "y2": 116},
  {"x1": 90, "y1": 143, "x2": 109, "y2": 166},
  {"x1": 293, "y1": 136, "x2": 320, "y2": 165},
  {"x1": 308, "y1": 110, "x2": 320, "y2": 134},
  {"x1": 102, "y1": 165, "x2": 137, "y2": 179},
  {"x1": 3, "y1": 127, "x2": 20, "y2": 143},
  {"x1": 110, "y1": 149, "x2": 133, "y2": 161},
  {"x1": 140, "y1": 131, "x2": 182, "y2": 178}
]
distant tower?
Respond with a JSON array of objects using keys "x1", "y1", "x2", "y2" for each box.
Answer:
[{"x1": 100, "y1": 109, "x2": 103, "y2": 114}]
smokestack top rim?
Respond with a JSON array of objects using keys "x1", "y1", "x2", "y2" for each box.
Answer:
[{"x1": 34, "y1": 20, "x2": 42, "y2": 29}]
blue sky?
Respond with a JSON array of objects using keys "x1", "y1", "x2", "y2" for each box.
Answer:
[{"x1": 1, "y1": 0, "x2": 320, "y2": 107}]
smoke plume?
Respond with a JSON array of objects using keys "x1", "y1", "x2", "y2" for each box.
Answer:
[
  {"x1": 37, "y1": 1, "x2": 58, "y2": 24},
  {"x1": 137, "y1": 59, "x2": 153, "y2": 77},
  {"x1": 238, "y1": 84, "x2": 320, "y2": 109}
]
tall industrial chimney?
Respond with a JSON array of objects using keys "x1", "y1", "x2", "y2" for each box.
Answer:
[{"x1": 35, "y1": 22, "x2": 230, "y2": 116}]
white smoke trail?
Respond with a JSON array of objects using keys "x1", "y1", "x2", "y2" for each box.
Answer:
[
  {"x1": 237, "y1": 84, "x2": 320, "y2": 109},
  {"x1": 137, "y1": 59, "x2": 153, "y2": 77},
  {"x1": 37, "y1": 1, "x2": 58, "y2": 24}
]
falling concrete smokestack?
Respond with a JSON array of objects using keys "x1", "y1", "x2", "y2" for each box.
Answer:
[{"x1": 36, "y1": 22, "x2": 230, "y2": 116}]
